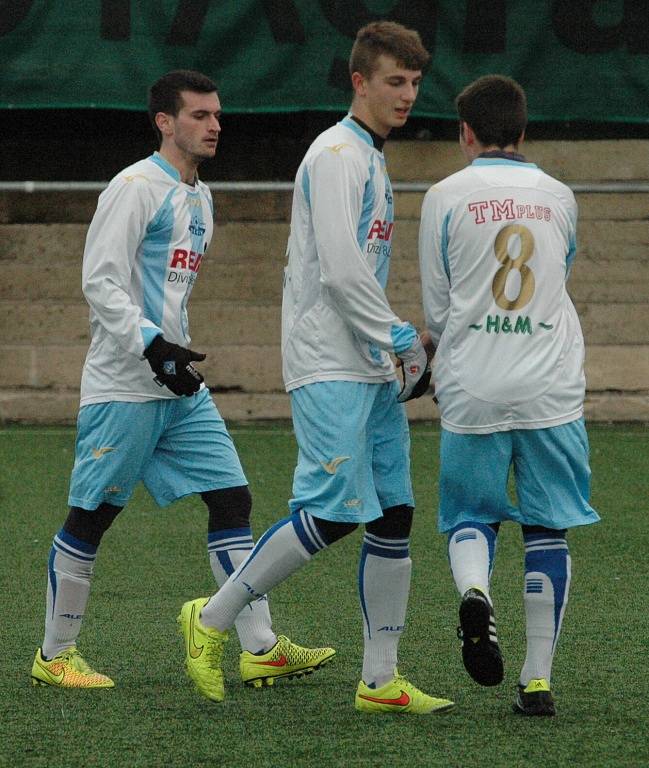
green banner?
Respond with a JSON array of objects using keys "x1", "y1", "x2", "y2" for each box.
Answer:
[{"x1": 1, "y1": 1, "x2": 648, "y2": 122}]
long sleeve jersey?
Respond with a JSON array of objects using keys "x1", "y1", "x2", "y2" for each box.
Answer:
[
  {"x1": 419, "y1": 156, "x2": 585, "y2": 433},
  {"x1": 79, "y1": 152, "x2": 213, "y2": 405},
  {"x1": 281, "y1": 116, "x2": 417, "y2": 391}
]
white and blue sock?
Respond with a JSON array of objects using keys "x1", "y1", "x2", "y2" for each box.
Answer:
[
  {"x1": 42, "y1": 529, "x2": 96, "y2": 659},
  {"x1": 359, "y1": 533, "x2": 411, "y2": 689},
  {"x1": 447, "y1": 522, "x2": 498, "y2": 602},
  {"x1": 208, "y1": 527, "x2": 277, "y2": 653},
  {"x1": 201, "y1": 510, "x2": 327, "y2": 632},
  {"x1": 520, "y1": 531, "x2": 571, "y2": 686}
]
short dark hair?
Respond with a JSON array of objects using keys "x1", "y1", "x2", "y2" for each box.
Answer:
[
  {"x1": 455, "y1": 75, "x2": 527, "y2": 148},
  {"x1": 349, "y1": 21, "x2": 430, "y2": 78},
  {"x1": 148, "y1": 69, "x2": 218, "y2": 143}
]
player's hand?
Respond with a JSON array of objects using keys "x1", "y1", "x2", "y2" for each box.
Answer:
[
  {"x1": 396, "y1": 335, "x2": 432, "y2": 402},
  {"x1": 143, "y1": 335, "x2": 206, "y2": 396}
]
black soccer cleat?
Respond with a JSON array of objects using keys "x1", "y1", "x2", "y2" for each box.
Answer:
[
  {"x1": 457, "y1": 587, "x2": 504, "y2": 686},
  {"x1": 513, "y1": 679, "x2": 556, "y2": 716}
]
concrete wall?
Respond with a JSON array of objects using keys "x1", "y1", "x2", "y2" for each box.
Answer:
[{"x1": 1, "y1": 140, "x2": 648, "y2": 423}]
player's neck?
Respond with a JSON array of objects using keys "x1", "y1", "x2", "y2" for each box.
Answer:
[
  {"x1": 158, "y1": 146, "x2": 199, "y2": 185},
  {"x1": 349, "y1": 114, "x2": 386, "y2": 150},
  {"x1": 480, "y1": 142, "x2": 520, "y2": 154}
]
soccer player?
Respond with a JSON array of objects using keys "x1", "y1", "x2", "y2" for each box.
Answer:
[
  {"x1": 418, "y1": 75, "x2": 600, "y2": 715},
  {"x1": 177, "y1": 22, "x2": 454, "y2": 714},
  {"x1": 31, "y1": 70, "x2": 333, "y2": 690}
]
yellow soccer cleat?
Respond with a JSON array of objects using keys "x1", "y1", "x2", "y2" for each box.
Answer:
[
  {"x1": 177, "y1": 597, "x2": 228, "y2": 702},
  {"x1": 31, "y1": 647, "x2": 114, "y2": 689},
  {"x1": 355, "y1": 673, "x2": 454, "y2": 715},
  {"x1": 240, "y1": 635, "x2": 335, "y2": 688}
]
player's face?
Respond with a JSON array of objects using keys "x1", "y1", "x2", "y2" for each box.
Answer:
[
  {"x1": 353, "y1": 55, "x2": 422, "y2": 137},
  {"x1": 166, "y1": 90, "x2": 222, "y2": 164}
]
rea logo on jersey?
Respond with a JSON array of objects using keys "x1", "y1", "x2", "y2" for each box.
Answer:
[
  {"x1": 368, "y1": 219, "x2": 394, "y2": 241},
  {"x1": 170, "y1": 248, "x2": 203, "y2": 273}
]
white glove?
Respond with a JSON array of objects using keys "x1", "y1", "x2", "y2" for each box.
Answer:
[{"x1": 397, "y1": 336, "x2": 432, "y2": 402}]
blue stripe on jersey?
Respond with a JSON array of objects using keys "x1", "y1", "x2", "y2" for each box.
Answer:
[
  {"x1": 390, "y1": 323, "x2": 416, "y2": 355},
  {"x1": 472, "y1": 158, "x2": 538, "y2": 168},
  {"x1": 441, "y1": 210, "x2": 452, "y2": 280},
  {"x1": 357, "y1": 157, "x2": 376, "y2": 249},
  {"x1": 141, "y1": 187, "x2": 176, "y2": 327},
  {"x1": 566, "y1": 230, "x2": 577, "y2": 274},
  {"x1": 374, "y1": 162, "x2": 393, "y2": 289},
  {"x1": 202, "y1": 186, "x2": 214, "y2": 217},
  {"x1": 301, "y1": 166, "x2": 311, "y2": 208},
  {"x1": 340, "y1": 115, "x2": 373, "y2": 147},
  {"x1": 141, "y1": 327, "x2": 161, "y2": 348},
  {"x1": 150, "y1": 152, "x2": 181, "y2": 181}
]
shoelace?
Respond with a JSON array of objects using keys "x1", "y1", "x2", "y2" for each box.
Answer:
[
  {"x1": 205, "y1": 635, "x2": 226, "y2": 667},
  {"x1": 275, "y1": 636, "x2": 326, "y2": 664},
  {"x1": 64, "y1": 649, "x2": 95, "y2": 674}
]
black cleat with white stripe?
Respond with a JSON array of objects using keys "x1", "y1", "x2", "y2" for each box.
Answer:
[
  {"x1": 513, "y1": 679, "x2": 556, "y2": 716},
  {"x1": 457, "y1": 587, "x2": 504, "y2": 686}
]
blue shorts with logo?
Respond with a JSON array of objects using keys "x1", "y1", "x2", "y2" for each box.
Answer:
[
  {"x1": 68, "y1": 388, "x2": 247, "y2": 510},
  {"x1": 289, "y1": 380, "x2": 414, "y2": 524},
  {"x1": 438, "y1": 417, "x2": 600, "y2": 532}
]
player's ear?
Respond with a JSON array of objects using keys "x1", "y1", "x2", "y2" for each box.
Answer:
[
  {"x1": 459, "y1": 121, "x2": 474, "y2": 145},
  {"x1": 351, "y1": 70, "x2": 366, "y2": 97},
  {"x1": 155, "y1": 111, "x2": 173, "y2": 138}
]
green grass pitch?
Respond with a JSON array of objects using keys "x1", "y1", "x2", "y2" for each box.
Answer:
[{"x1": 1, "y1": 422, "x2": 647, "y2": 768}]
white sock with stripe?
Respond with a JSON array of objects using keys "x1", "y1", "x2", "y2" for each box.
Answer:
[
  {"x1": 520, "y1": 532, "x2": 571, "y2": 685},
  {"x1": 359, "y1": 533, "x2": 411, "y2": 688},
  {"x1": 200, "y1": 510, "x2": 326, "y2": 632},
  {"x1": 42, "y1": 529, "x2": 97, "y2": 659},
  {"x1": 208, "y1": 527, "x2": 277, "y2": 653},
  {"x1": 447, "y1": 523, "x2": 498, "y2": 602}
]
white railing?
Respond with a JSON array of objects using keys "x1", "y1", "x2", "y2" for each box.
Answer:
[{"x1": 1, "y1": 181, "x2": 649, "y2": 193}]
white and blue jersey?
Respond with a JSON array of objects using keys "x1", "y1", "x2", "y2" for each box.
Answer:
[
  {"x1": 419, "y1": 156, "x2": 585, "y2": 433},
  {"x1": 80, "y1": 152, "x2": 213, "y2": 405},
  {"x1": 282, "y1": 116, "x2": 417, "y2": 391}
]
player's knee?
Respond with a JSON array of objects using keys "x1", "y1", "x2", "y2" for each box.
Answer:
[
  {"x1": 62, "y1": 503, "x2": 122, "y2": 547},
  {"x1": 203, "y1": 486, "x2": 252, "y2": 532},
  {"x1": 366, "y1": 504, "x2": 414, "y2": 538},
  {"x1": 312, "y1": 516, "x2": 358, "y2": 545}
]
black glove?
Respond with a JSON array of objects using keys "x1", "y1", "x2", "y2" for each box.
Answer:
[{"x1": 143, "y1": 335, "x2": 206, "y2": 396}]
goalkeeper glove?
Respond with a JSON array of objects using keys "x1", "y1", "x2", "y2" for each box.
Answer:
[
  {"x1": 396, "y1": 336, "x2": 432, "y2": 402},
  {"x1": 144, "y1": 335, "x2": 206, "y2": 397}
]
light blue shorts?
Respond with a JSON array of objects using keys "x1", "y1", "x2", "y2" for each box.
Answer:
[
  {"x1": 68, "y1": 388, "x2": 247, "y2": 510},
  {"x1": 289, "y1": 380, "x2": 414, "y2": 523},
  {"x1": 438, "y1": 418, "x2": 600, "y2": 532}
]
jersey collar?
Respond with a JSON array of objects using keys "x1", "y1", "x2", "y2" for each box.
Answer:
[
  {"x1": 150, "y1": 152, "x2": 181, "y2": 181},
  {"x1": 340, "y1": 115, "x2": 385, "y2": 151},
  {"x1": 472, "y1": 150, "x2": 537, "y2": 169}
]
